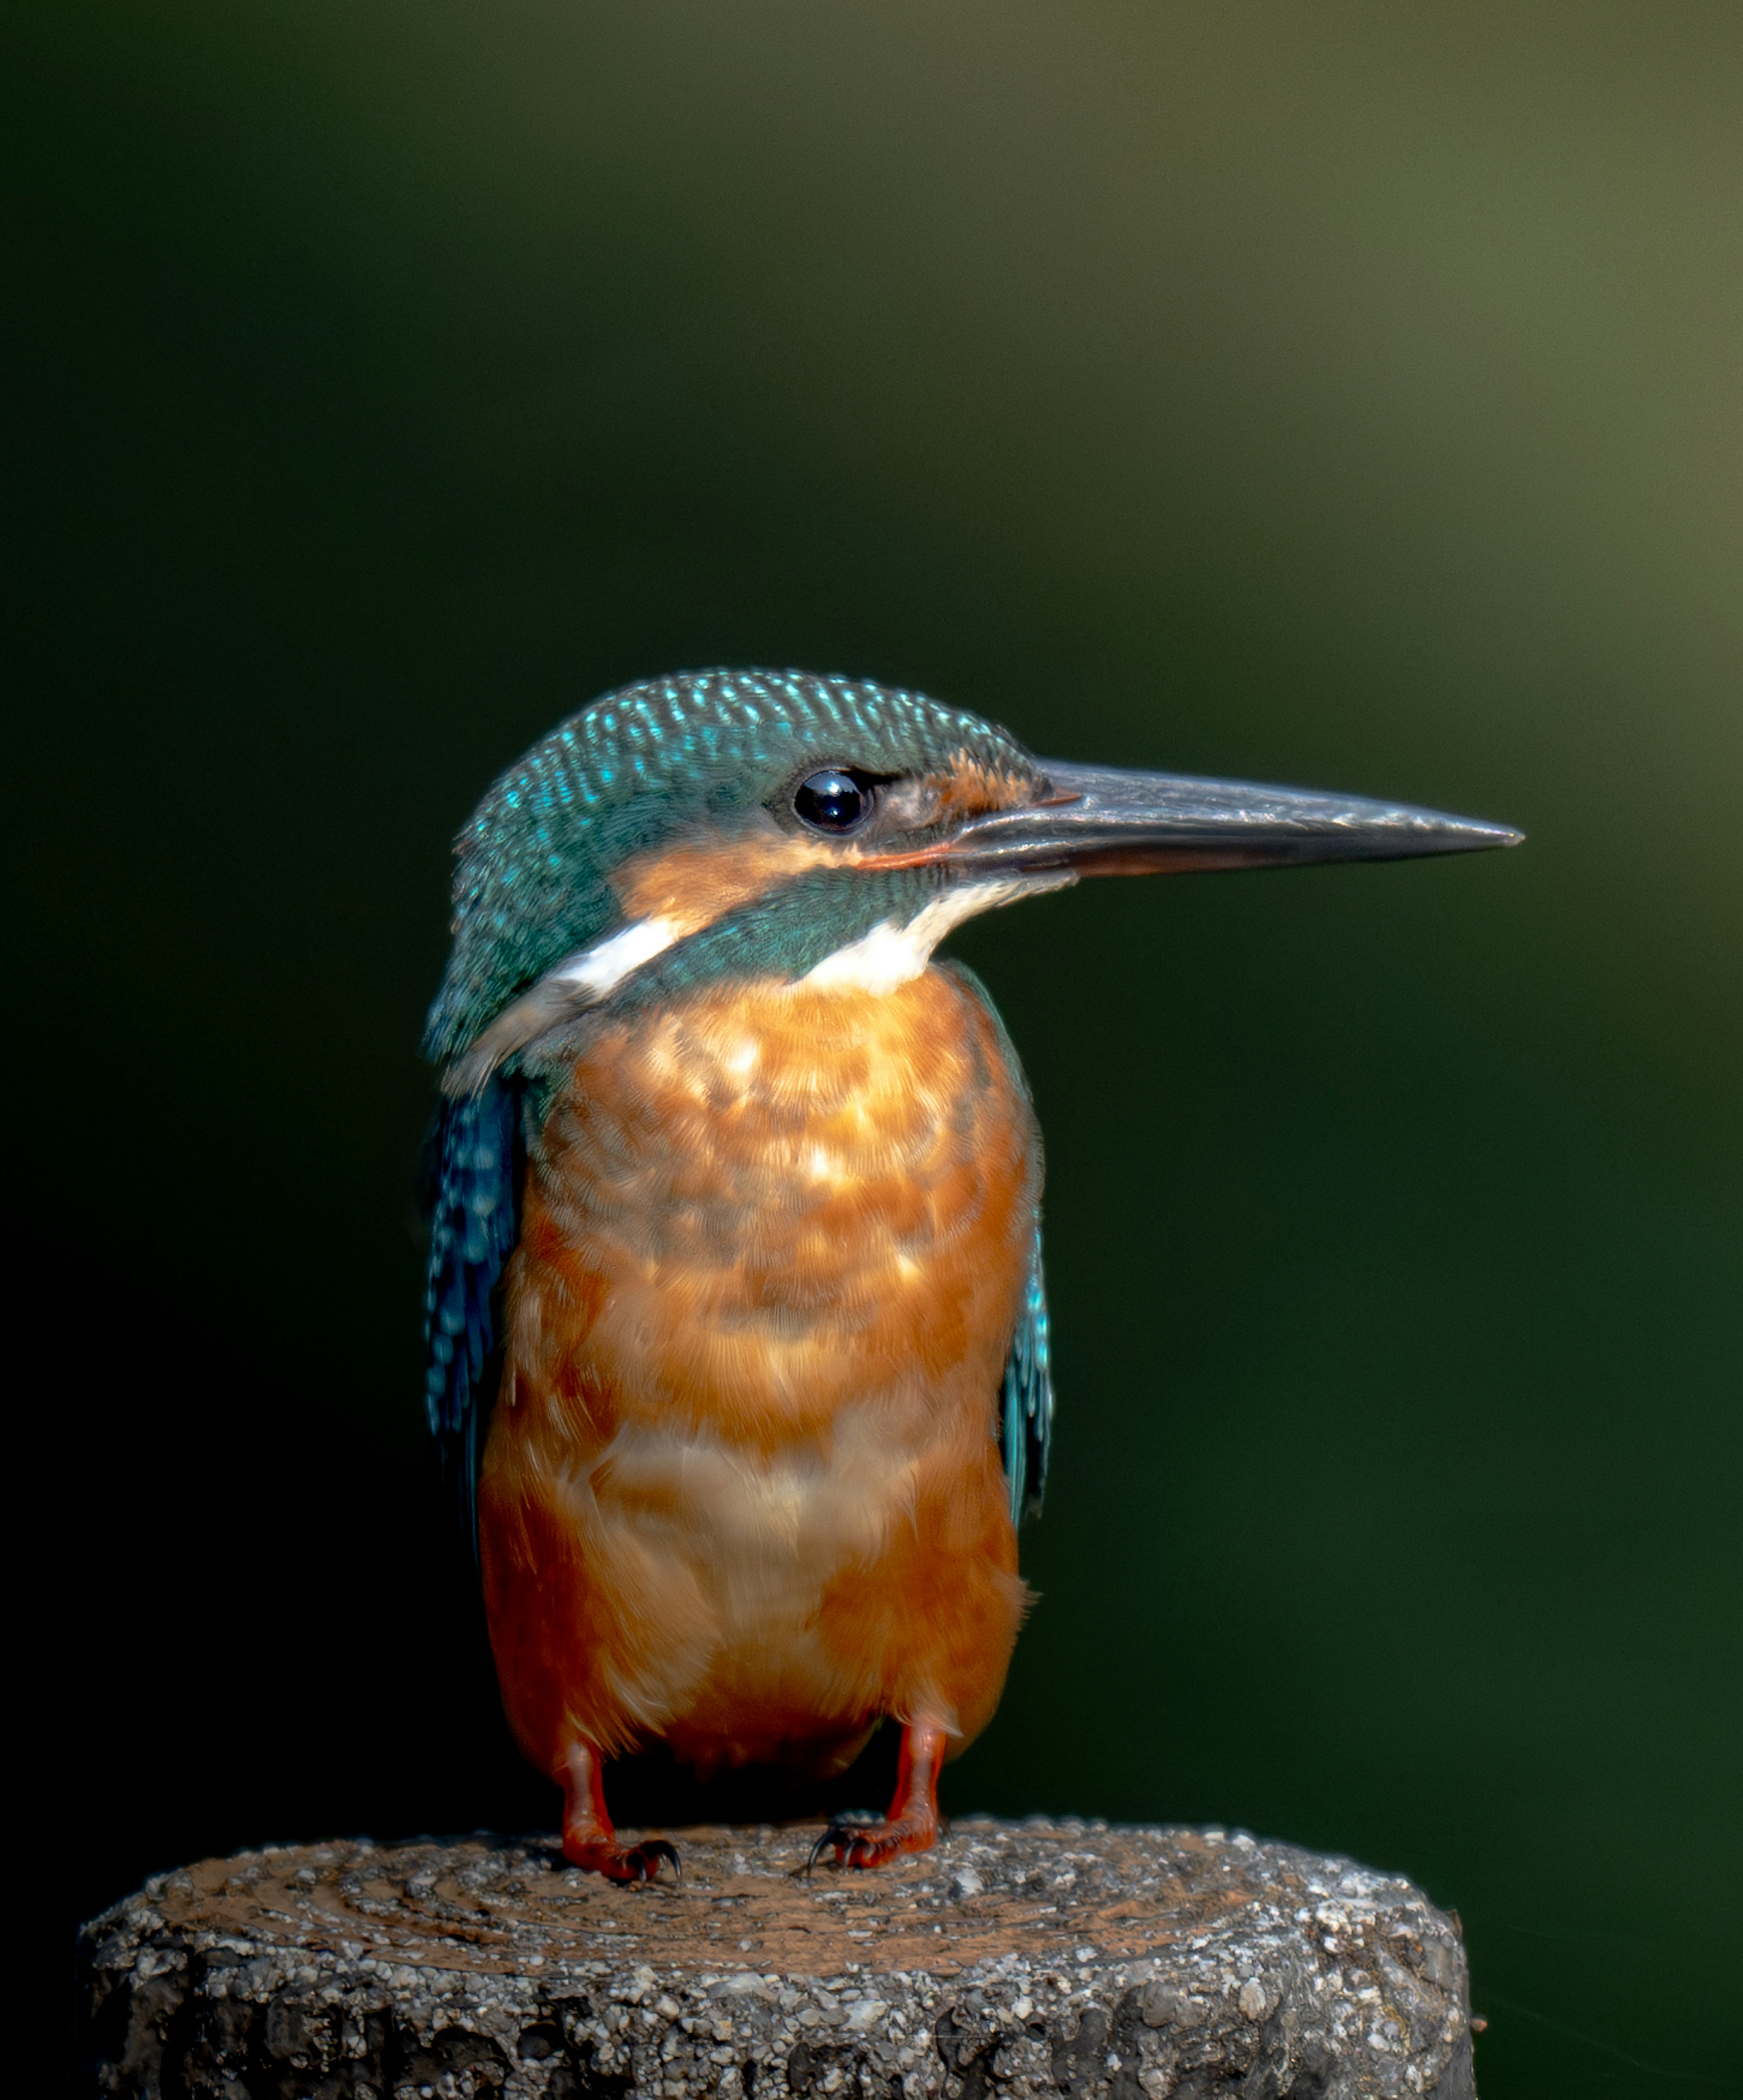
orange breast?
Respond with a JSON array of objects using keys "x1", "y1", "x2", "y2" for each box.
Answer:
[{"x1": 478, "y1": 963, "x2": 1038, "y2": 1779}]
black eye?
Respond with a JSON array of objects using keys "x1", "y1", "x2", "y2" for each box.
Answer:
[{"x1": 793, "y1": 769, "x2": 872, "y2": 833}]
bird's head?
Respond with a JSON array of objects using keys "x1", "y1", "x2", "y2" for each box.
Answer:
[{"x1": 428, "y1": 669, "x2": 1519, "y2": 1093}]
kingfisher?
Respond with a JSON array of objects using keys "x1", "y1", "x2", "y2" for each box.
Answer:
[{"x1": 423, "y1": 669, "x2": 1517, "y2": 1882}]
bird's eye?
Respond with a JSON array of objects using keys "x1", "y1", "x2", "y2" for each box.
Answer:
[{"x1": 793, "y1": 769, "x2": 872, "y2": 833}]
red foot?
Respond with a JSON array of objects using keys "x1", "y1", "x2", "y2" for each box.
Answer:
[
  {"x1": 564, "y1": 1836, "x2": 682, "y2": 1883},
  {"x1": 559, "y1": 1741, "x2": 681, "y2": 1883},
  {"x1": 809, "y1": 1721, "x2": 945, "y2": 1872}
]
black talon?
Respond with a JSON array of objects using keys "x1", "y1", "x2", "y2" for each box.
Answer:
[
  {"x1": 632, "y1": 1839, "x2": 681, "y2": 1884},
  {"x1": 804, "y1": 1814, "x2": 882, "y2": 1876}
]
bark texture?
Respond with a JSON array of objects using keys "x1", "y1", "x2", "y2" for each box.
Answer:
[{"x1": 76, "y1": 1819, "x2": 1474, "y2": 2100}]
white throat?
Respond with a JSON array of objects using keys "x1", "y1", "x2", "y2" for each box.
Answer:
[
  {"x1": 801, "y1": 874, "x2": 1072, "y2": 996},
  {"x1": 448, "y1": 870, "x2": 1075, "y2": 1094}
]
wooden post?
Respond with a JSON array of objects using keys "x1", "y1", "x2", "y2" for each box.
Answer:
[{"x1": 77, "y1": 1819, "x2": 1475, "y2": 2097}]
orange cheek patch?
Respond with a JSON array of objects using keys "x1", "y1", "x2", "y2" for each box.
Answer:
[
  {"x1": 611, "y1": 754, "x2": 1042, "y2": 917},
  {"x1": 856, "y1": 752, "x2": 1041, "y2": 869},
  {"x1": 926, "y1": 751, "x2": 1038, "y2": 820},
  {"x1": 611, "y1": 819, "x2": 839, "y2": 936}
]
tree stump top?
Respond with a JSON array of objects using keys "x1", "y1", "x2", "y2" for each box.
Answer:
[{"x1": 78, "y1": 1819, "x2": 1475, "y2": 2098}]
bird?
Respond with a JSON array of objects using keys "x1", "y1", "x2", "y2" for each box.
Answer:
[{"x1": 422, "y1": 669, "x2": 1517, "y2": 1882}]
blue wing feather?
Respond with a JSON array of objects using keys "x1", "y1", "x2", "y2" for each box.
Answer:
[
  {"x1": 423, "y1": 1075, "x2": 521, "y2": 1554},
  {"x1": 999, "y1": 1222, "x2": 1054, "y2": 1524}
]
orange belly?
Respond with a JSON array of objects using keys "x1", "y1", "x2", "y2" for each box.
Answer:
[{"x1": 477, "y1": 962, "x2": 1037, "y2": 1781}]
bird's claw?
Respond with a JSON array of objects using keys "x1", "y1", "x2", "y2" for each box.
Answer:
[
  {"x1": 805, "y1": 1814, "x2": 923, "y2": 1873},
  {"x1": 803, "y1": 1810, "x2": 874, "y2": 1875},
  {"x1": 566, "y1": 1837, "x2": 682, "y2": 1884},
  {"x1": 620, "y1": 1839, "x2": 682, "y2": 1884}
]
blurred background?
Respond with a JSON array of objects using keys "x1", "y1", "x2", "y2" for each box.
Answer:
[{"x1": 10, "y1": 2, "x2": 1740, "y2": 2092}]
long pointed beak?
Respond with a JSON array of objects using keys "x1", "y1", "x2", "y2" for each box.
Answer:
[{"x1": 946, "y1": 759, "x2": 1523, "y2": 877}]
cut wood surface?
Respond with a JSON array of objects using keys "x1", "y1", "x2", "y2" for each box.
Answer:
[{"x1": 77, "y1": 1819, "x2": 1475, "y2": 2099}]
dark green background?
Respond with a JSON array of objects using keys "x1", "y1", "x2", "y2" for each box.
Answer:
[{"x1": 11, "y1": 3, "x2": 1739, "y2": 2093}]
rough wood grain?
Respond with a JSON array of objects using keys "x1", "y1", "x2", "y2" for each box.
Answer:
[{"x1": 76, "y1": 1819, "x2": 1475, "y2": 2099}]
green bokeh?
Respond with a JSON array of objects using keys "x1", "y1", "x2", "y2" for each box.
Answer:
[{"x1": 11, "y1": 3, "x2": 1739, "y2": 2092}]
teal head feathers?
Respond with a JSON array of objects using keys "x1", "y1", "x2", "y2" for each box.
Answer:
[
  {"x1": 425, "y1": 670, "x2": 1045, "y2": 1087},
  {"x1": 425, "y1": 666, "x2": 1519, "y2": 1096}
]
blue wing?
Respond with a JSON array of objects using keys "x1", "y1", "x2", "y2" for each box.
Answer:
[
  {"x1": 999, "y1": 1222, "x2": 1054, "y2": 1524},
  {"x1": 423, "y1": 1075, "x2": 521, "y2": 1554}
]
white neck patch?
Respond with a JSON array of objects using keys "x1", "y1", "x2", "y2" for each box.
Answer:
[
  {"x1": 548, "y1": 915, "x2": 679, "y2": 998},
  {"x1": 446, "y1": 914, "x2": 680, "y2": 1094},
  {"x1": 801, "y1": 874, "x2": 1072, "y2": 996},
  {"x1": 448, "y1": 871, "x2": 1075, "y2": 1091}
]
